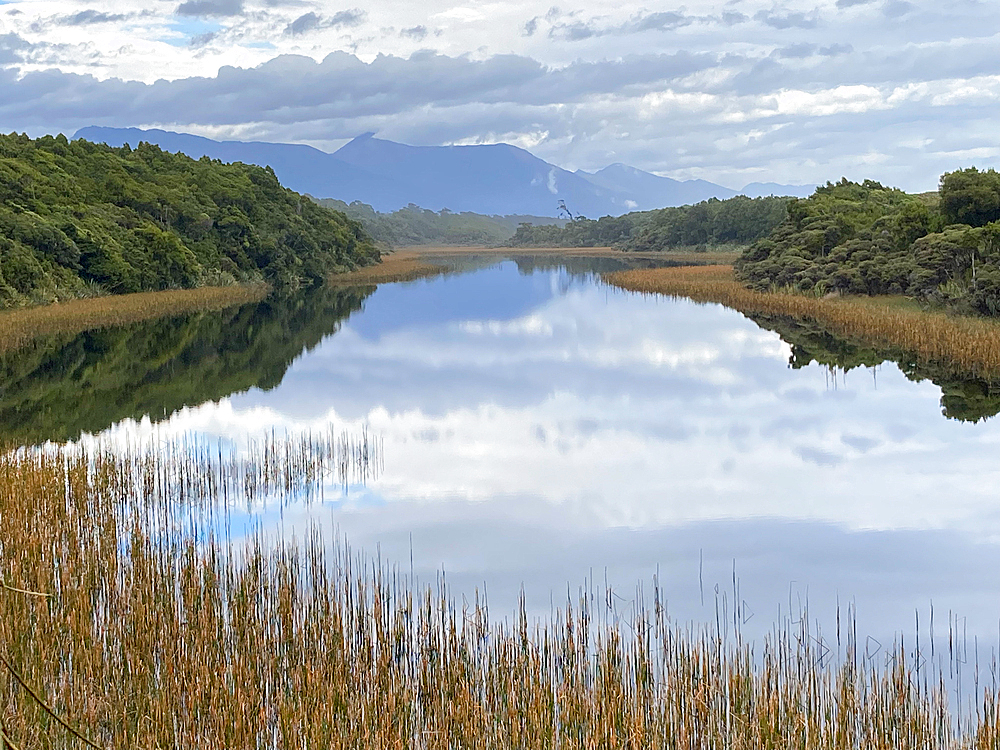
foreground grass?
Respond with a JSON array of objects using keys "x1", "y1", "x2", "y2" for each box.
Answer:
[
  {"x1": 1, "y1": 439, "x2": 998, "y2": 748},
  {"x1": 0, "y1": 284, "x2": 268, "y2": 353},
  {"x1": 605, "y1": 265, "x2": 1000, "y2": 380}
]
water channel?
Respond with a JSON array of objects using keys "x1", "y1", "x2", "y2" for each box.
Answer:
[{"x1": 4, "y1": 256, "x2": 1000, "y2": 668}]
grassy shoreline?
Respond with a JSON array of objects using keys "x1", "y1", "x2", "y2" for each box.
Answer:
[
  {"x1": 605, "y1": 264, "x2": 1000, "y2": 380},
  {"x1": 2, "y1": 439, "x2": 997, "y2": 748},
  {"x1": 0, "y1": 284, "x2": 269, "y2": 353}
]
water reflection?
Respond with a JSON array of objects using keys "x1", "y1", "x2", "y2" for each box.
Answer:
[
  {"x1": 3, "y1": 259, "x2": 1000, "y2": 655},
  {"x1": 0, "y1": 285, "x2": 370, "y2": 444},
  {"x1": 753, "y1": 312, "x2": 1000, "y2": 422}
]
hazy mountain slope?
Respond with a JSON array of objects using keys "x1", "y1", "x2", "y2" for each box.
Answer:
[
  {"x1": 578, "y1": 164, "x2": 815, "y2": 207},
  {"x1": 75, "y1": 127, "x2": 812, "y2": 217},
  {"x1": 577, "y1": 164, "x2": 738, "y2": 210},
  {"x1": 332, "y1": 133, "x2": 629, "y2": 217},
  {"x1": 76, "y1": 126, "x2": 413, "y2": 210}
]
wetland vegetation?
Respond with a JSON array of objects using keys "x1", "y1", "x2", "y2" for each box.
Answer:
[
  {"x1": 2, "y1": 439, "x2": 998, "y2": 748},
  {"x1": 7, "y1": 130, "x2": 1000, "y2": 748},
  {"x1": 737, "y1": 170, "x2": 1000, "y2": 315}
]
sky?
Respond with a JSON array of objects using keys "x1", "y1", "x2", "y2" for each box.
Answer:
[{"x1": 0, "y1": 0, "x2": 998, "y2": 190}]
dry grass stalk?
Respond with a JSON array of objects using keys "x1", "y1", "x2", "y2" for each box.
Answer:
[
  {"x1": 1, "y1": 438, "x2": 996, "y2": 748},
  {"x1": 0, "y1": 285, "x2": 268, "y2": 354},
  {"x1": 329, "y1": 252, "x2": 446, "y2": 285},
  {"x1": 605, "y1": 265, "x2": 1000, "y2": 379}
]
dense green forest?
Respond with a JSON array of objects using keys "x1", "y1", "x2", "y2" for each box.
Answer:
[
  {"x1": 508, "y1": 195, "x2": 790, "y2": 251},
  {"x1": 315, "y1": 198, "x2": 565, "y2": 247},
  {"x1": 736, "y1": 169, "x2": 1000, "y2": 314},
  {"x1": 0, "y1": 133, "x2": 378, "y2": 307},
  {"x1": 0, "y1": 284, "x2": 370, "y2": 444}
]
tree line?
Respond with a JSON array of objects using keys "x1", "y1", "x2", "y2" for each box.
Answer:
[
  {"x1": 507, "y1": 195, "x2": 790, "y2": 251},
  {"x1": 0, "y1": 133, "x2": 379, "y2": 307},
  {"x1": 314, "y1": 198, "x2": 565, "y2": 247},
  {"x1": 736, "y1": 168, "x2": 1000, "y2": 315}
]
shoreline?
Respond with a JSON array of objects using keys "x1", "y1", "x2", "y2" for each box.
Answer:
[
  {"x1": 604, "y1": 264, "x2": 1000, "y2": 380},
  {"x1": 0, "y1": 284, "x2": 269, "y2": 353}
]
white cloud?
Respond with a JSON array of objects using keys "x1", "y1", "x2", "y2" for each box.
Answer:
[{"x1": 1, "y1": 0, "x2": 999, "y2": 190}]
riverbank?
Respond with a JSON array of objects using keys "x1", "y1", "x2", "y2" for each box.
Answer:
[
  {"x1": 605, "y1": 265, "x2": 1000, "y2": 379},
  {"x1": 0, "y1": 284, "x2": 268, "y2": 353},
  {"x1": 328, "y1": 246, "x2": 742, "y2": 286}
]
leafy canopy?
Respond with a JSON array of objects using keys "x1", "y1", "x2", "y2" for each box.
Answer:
[
  {"x1": 736, "y1": 173, "x2": 1000, "y2": 316},
  {"x1": 0, "y1": 132, "x2": 378, "y2": 307}
]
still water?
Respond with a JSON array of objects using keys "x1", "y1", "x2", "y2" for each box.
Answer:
[{"x1": 5, "y1": 258, "x2": 1000, "y2": 654}]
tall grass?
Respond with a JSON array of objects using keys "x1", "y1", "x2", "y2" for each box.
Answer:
[
  {"x1": 605, "y1": 265, "x2": 1000, "y2": 380},
  {"x1": 0, "y1": 284, "x2": 268, "y2": 354},
  {"x1": 1, "y1": 437, "x2": 997, "y2": 747},
  {"x1": 329, "y1": 251, "x2": 447, "y2": 285}
]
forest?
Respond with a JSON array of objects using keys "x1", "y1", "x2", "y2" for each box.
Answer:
[
  {"x1": 315, "y1": 198, "x2": 564, "y2": 247},
  {"x1": 508, "y1": 194, "x2": 790, "y2": 251},
  {"x1": 0, "y1": 133, "x2": 378, "y2": 307},
  {"x1": 736, "y1": 168, "x2": 1000, "y2": 314}
]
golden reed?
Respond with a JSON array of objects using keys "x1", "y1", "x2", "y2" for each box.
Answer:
[
  {"x1": 0, "y1": 285, "x2": 268, "y2": 353},
  {"x1": 1, "y1": 438, "x2": 997, "y2": 748},
  {"x1": 605, "y1": 265, "x2": 1000, "y2": 380}
]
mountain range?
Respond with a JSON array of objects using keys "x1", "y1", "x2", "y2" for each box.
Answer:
[{"x1": 75, "y1": 127, "x2": 814, "y2": 218}]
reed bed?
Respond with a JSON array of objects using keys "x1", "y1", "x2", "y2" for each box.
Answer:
[
  {"x1": 605, "y1": 265, "x2": 1000, "y2": 380},
  {"x1": 70, "y1": 426, "x2": 385, "y2": 510},
  {"x1": 329, "y1": 252, "x2": 447, "y2": 285},
  {"x1": 1, "y1": 438, "x2": 997, "y2": 748},
  {"x1": 0, "y1": 284, "x2": 268, "y2": 354}
]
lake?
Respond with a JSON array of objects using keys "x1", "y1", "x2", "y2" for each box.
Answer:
[{"x1": 6, "y1": 256, "x2": 1000, "y2": 662}]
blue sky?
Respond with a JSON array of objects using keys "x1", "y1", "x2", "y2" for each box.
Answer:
[{"x1": 1, "y1": 0, "x2": 998, "y2": 190}]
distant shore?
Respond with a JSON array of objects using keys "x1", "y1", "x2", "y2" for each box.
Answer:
[
  {"x1": 604, "y1": 264, "x2": 1000, "y2": 380},
  {"x1": 328, "y1": 245, "x2": 742, "y2": 286}
]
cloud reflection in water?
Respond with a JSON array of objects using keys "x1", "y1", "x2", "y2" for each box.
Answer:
[{"x1": 100, "y1": 262, "x2": 1000, "y2": 641}]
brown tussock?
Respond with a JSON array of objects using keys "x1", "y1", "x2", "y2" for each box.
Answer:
[
  {"x1": 0, "y1": 284, "x2": 268, "y2": 353},
  {"x1": 328, "y1": 252, "x2": 446, "y2": 285},
  {"x1": 605, "y1": 265, "x2": 1000, "y2": 380}
]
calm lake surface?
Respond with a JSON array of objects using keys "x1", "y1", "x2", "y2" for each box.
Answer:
[{"x1": 6, "y1": 257, "x2": 1000, "y2": 653}]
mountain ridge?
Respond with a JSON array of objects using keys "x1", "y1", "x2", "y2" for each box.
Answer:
[{"x1": 75, "y1": 127, "x2": 814, "y2": 217}]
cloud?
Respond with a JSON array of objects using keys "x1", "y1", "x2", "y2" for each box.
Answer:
[
  {"x1": 284, "y1": 11, "x2": 322, "y2": 35},
  {"x1": 284, "y1": 9, "x2": 366, "y2": 35},
  {"x1": 754, "y1": 9, "x2": 820, "y2": 29},
  {"x1": 176, "y1": 0, "x2": 244, "y2": 18},
  {"x1": 0, "y1": 33, "x2": 29, "y2": 65},
  {"x1": 882, "y1": 0, "x2": 915, "y2": 18},
  {"x1": 0, "y1": 0, "x2": 999, "y2": 193},
  {"x1": 400, "y1": 26, "x2": 428, "y2": 41},
  {"x1": 60, "y1": 11, "x2": 130, "y2": 26},
  {"x1": 836, "y1": 0, "x2": 876, "y2": 7},
  {"x1": 548, "y1": 9, "x2": 695, "y2": 41}
]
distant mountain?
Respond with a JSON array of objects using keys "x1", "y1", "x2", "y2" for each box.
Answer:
[
  {"x1": 75, "y1": 127, "x2": 814, "y2": 216},
  {"x1": 330, "y1": 133, "x2": 628, "y2": 218},
  {"x1": 577, "y1": 164, "x2": 815, "y2": 207},
  {"x1": 576, "y1": 164, "x2": 738, "y2": 210},
  {"x1": 74, "y1": 127, "x2": 413, "y2": 208}
]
